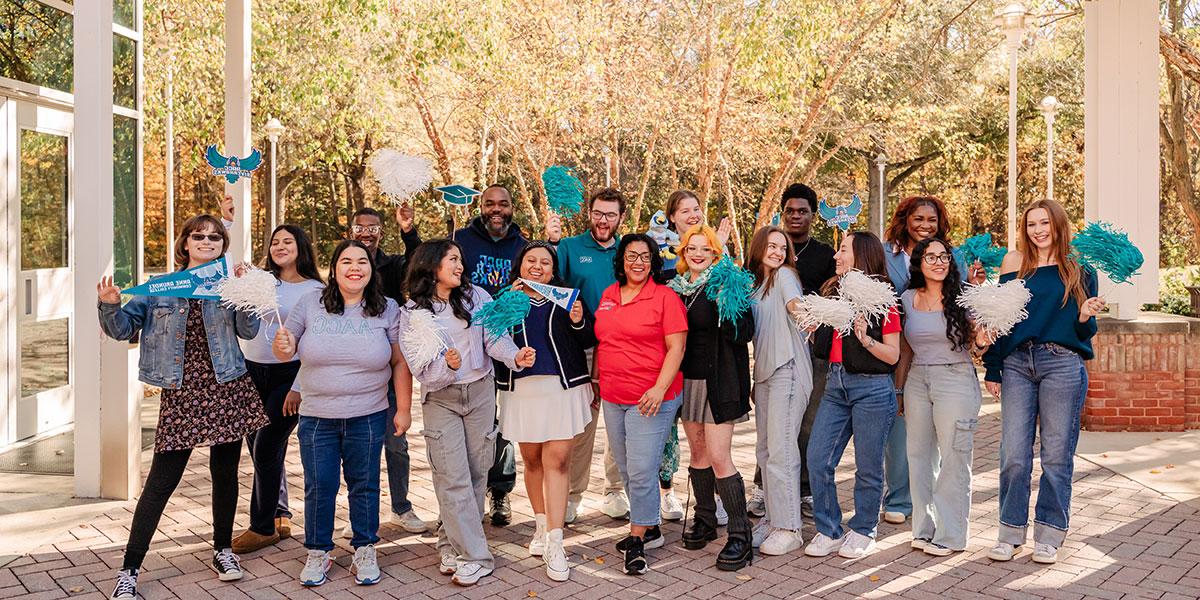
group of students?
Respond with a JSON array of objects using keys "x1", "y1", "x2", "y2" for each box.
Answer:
[{"x1": 97, "y1": 180, "x2": 1103, "y2": 599}]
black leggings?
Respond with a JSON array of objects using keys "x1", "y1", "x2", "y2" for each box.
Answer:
[
  {"x1": 121, "y1": 440, "x2": 243, "y2": 571},
  {"x1": 245, "y1": 360, "x2": 301, "y2": 534}
]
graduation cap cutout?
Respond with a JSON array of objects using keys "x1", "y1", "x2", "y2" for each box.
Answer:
[{"x1": 434, "y1": 185, "x2": 481, "y2": 206}]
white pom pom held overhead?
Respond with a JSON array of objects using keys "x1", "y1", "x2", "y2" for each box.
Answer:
[
  {"x1": 369, "y1": 149, "x2": 433, "y2": 204},
  {"x1": 956, "y1": 279, "x2": 1033, "y2": 338},
  {"x1": 217, "y1": 267, "x2": 281, "y2": 324},
  {"x1": 837, "y1": 270, "x2": 898, "y2": 325},
  {"x1": 403, "y1": 308, "x2": 449, "y2": 372}
]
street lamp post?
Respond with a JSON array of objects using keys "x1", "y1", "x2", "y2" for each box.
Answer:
[
  {"x1": 995, "y1": 2, "x2": 1030, "y2": 250},
  {"x1": 1039, "y1": 95, "x2": 1060, "y2": 202},
  {"x1": 875, "y1": 152, "x2": 888, "y2": 238},
  {"x1": 264, "y1": 116, "x2": 285, "y2": 233}
]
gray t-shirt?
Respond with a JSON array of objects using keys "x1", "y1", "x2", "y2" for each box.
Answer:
[
  {"x1": 750, "y1": 267, "x2": 812, "y2": 383},
  {"x1": 286, "y1": 291, "x2": 400, "y2": 419},
  {"x1": 900, "y1": 289, "x2": 972, "y2": 365}
]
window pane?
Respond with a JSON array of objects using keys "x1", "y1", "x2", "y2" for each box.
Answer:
[
  {"x1": 0, "y1": 1, "x2": 73, "y2": 93},
  {"x1": 21, "y1": 317, "x2": 69, "y2": 396},
  {"x1": 114, "y1": 115, "x2": 138, "y2": 288},
  {"x1": 20, "y1": 130, "x2": 68, "y2": 269},
  {"x1": 114, "y1": 0, "x2": 134, "y2": 29},
  {"x1": 113, "y1": 34, "x2": 136, "y2": 109}
]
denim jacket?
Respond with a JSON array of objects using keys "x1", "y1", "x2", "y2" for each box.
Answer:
[{"x1": 98, "y1": 295, "x2": 260, "y2": 389}]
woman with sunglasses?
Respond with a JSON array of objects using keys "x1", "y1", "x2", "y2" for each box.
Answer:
[{"x1": 99, "y1": 215, "x2": 268, "y2": 600}]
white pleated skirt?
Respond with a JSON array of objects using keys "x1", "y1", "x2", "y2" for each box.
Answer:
[{"x1": 498, "y1": 375, "x2": 593, "y2": 443}]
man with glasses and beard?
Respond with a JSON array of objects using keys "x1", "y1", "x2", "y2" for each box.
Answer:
[
  {"x1": 545, "y1": 187, "x2": 631, "y2": 523},
  {"x1": 452, "y1": 184, "x2": 529, "y2": 525}
]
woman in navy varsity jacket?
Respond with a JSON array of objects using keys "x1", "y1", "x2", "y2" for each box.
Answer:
[{"x1": 494, "y1": 241, "x2": 597, "y2": 583}]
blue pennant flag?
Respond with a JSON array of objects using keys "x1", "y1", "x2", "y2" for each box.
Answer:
[
  {"x1": 123, "y1": 256, "x2": 229, "y2": 299},
  {"x1": 521, "y1": 278, "x2": 580, "y2": 312}
]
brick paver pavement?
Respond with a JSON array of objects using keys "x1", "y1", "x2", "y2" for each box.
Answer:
[{"x1": 2, "y1": 398, "x2": 1199, "y2": 599}]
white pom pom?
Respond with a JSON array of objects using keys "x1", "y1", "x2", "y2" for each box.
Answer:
[
  {"x1": 838, "y1": 270, "x2": 898, "y2": 324},
  {"x1": 403, "y1": 308, "x2": 448, "y2": 371},
  {"x1": 793, "y1": 295, "x2": 856, "y2": 336},
  {"x1": 956, "y1": 279, "x2": 1032, "y2": 337},
  {"x1": 370, "y1": 149, "x2": 433, "y2": 204},
  {"x1": 217, "y1": 268, "x2": 280, "y2": 322}
]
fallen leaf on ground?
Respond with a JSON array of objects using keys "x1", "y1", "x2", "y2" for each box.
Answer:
[
  {"x1": 595, "y1": 557, "x2": 604, "y2": 564},
  {"x1": 527, "y1": 591, "x2": 538, "y2": 598},
  {"x1": 1150, "y1": 469, "x2": 1162, "y2": 474},
  {"x1": 736, "y1": 574, "x2": 752, "y2": 581},
  {"x1": 68, "y1": 587, "x2": 83, "y2": 593},
  {"x1": 869, "y1": 575, "x2": 880, "y2": 582},
  {"x1": 1101, "y1": 453, "x2": 1108, "y2": 458},
  {"x1": 1165, "y1": 464, "x2": 1175, "y2": 469}
]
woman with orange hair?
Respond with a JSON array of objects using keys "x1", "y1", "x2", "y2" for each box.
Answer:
[
  {"x1": 983, "y1": 199, "x2": 1104, "y2": 565},
  {"x1": 668, "y1": 224, "x2": 755, "y2": 571}
]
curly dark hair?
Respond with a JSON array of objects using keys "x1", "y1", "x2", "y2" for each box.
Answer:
[
  {"x1": 404, "y1": 239, "x2": 476, "y2": 323},
  {"x1": 613, "y1": 233, "x2": 670, "y2": 285},
  {"x1": 509, "y1": 241, "x2": 567, "y2": 288},
  {"x1": 907, "y1": 237, "x2": 971, "y2": 351},
  {"x1": 321, "y1": 240, "x2": 386, "y2": 317},
  {"x1": 885, "y1": 195, "x2": 951, "y2": 251}
]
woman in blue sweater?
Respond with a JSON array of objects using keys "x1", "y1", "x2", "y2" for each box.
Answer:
[
  {"x1": 495, "y1": 241, "x2": 596, "y2": 583},
  {"x1": 983, "y1": 199, "x2": 1105, "y2": 565}
]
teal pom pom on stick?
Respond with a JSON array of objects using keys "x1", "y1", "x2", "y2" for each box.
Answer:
[
  {"x1": 705, "y1": 256, "x2": 756, "y2": 325},
  {"x1": 542, "y1": 166, "x2": 585, "y2": 217},
  {"x1": 472, "y1": 287, "x2": 531, "y2": 342},
  {"x1": 959, "y1": 233, "x2": 1007, "y2": 277},
  {"x1": 1071, "y1": 221, "x2": 1144, "y2": 284}
]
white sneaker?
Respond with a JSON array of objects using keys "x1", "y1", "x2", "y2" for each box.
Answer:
[
  {"x1": 715, "y1": 495, "x2": 728, "y2": 526},
  {"x1": 751, "y1": 517, "x2": 774, "y2": 548},
  {"x1": 438, "y1": 551, "x2": 457, "y2": 575},
  {"x1": 838, "y1": 531, "x2": 877, "y2": 559},
  {"x1": 300, "y1": 549, "x2": 333, "y2": 586},
  {"x1": 544, "y1": 528, "x2": 569, "y2": 582},
  {"x1": 602, "y1": 491, "x2": 630, "y2": 519},
  {"x1": 746, "y1": 485, "x2": 766, "y2": 518},
  {"x1": 805, "y1": 532, "x2": 843, "y2": 557},
  {"x1": 212, "y1": 549, "x2": 243, "y2": 582},
  {"x1": 392, "y1": 509, "x2": 429, "y2": 534},
  {"x1": 529, "y1": 514, "x2": 548, "y2": 557},
  {"x1": 341, "y1": 523, "x2": 353, "y2": 539},
  {"x1": 565, "y1": 500, "x2": 579, "y2": 525},
  {"x1": 882, "y1": 511, "x2": 907, "y2": 524},
  {"x1": 109, "y1": 569, "x2": 137, "y2": 599},
  {"x1": 451, "y1": 562, "x2": 493, "y2": 586},
  {"x1": 1031, "y1": 543, "x2": 1059, "y2": 564},
  {"x1": 911, "y1": 538, "x2": 931, "y2": 551},
  {"x1": 924, "y1": 543, "x2": 955, "y2": 557},
  {"x1": 988, "y1": 542, "x2": 1017, "y2": 562},
  {"x1": 661, "y1": 489, "x2": 684, "y2": 521},
  {"x1": 760, "y1": 529, "x2": 804, "y2": 556},
  {"x1": 352, "y1": 545, "x2": 381, "y2": 585}
]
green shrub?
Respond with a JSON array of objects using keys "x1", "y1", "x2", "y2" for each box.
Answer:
[{"x1": 1156, "y1": 266, "x2": 1200, "y2": 316}]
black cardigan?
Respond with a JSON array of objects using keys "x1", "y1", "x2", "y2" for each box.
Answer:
[
  {"x1": 678, "y1": 289, "x2": 754, "y2": 424},
  {"x1": 812, "y1": 319, "x2": 895, "y2": 375},
  {"x1": 493, "y1": 300, "x2": 598, "y2": 392}
]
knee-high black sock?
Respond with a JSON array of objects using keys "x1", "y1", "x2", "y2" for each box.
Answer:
[
  {"x1": 716, "y1": 473, "x2": 752, "y2": 540},
  {"x1": 688, "y1": 467, "x2": 718, "y2": 528}
]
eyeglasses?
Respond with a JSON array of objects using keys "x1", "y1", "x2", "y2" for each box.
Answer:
[
  {"x1": 351, "y1": 225, "x2": 382, "y2": 235},
  {"x1": 590, "y1": 210, "x2": 620, "y2": 222},
  {"x1": 684, "y1": 246, "x2": 715, "y2": 256},
  {"x1": 189, "y1": 233, "x2": 224, "y2": 242},
  {"x1": 923, "y1": 253, "x2": 952, "y2": 265},
  {"x1": 624, "y1": 252, "x2": 652, "y2": 264}
]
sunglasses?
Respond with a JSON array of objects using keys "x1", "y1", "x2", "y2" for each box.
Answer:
[{"x1": 189, "y1": 233, "x2": 224, "y2": 243}]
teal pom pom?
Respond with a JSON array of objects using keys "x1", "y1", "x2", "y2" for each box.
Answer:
[
  {"x1": 1071, "y1": 221, "x2": 1144, "y2": 284},
  {"x1": 705, "y1": 256, "x2": 756, "y2": 325},
  {"x1": 959, "y1": 233, "x2": 1007, "y2": 277},
  {"x1": 472, "y1": 287, "x2": 531, "y2": 342},
  {"x1": 542, "y1": 166, "x2": 585, "y2": 217}
]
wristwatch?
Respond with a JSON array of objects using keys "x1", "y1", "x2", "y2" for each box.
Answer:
[{"x1": 863, "y1": 337, "x2": 876, "y2": 349}]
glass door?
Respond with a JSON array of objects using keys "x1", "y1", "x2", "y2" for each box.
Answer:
[{"x1": 7, "y1": 99, "x2": 73, "y2": 442}]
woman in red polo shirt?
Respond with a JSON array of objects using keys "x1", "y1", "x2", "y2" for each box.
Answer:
[{"x1": 594, "y1": 233, "x2": 688, "y2": 576}]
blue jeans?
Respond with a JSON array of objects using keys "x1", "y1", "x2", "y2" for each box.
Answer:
[
  {"x1": 882, "y1": 414, "x2": 912, "y2": 515},
  {"x1": 384, "y1": 383, "x2": 413, "y2": 515},
  {"x1": 298, "y1": 410, "x2": 387, "y2": 551},
  {"x1": 603, "y1": 394, "x2": 683, "y2": 527},
  {"x1": 806, "y1": 364, "x2": 896, "y2": 540},
  {"x1": 998, "y1": 342, "x2": 1087, "y2": 548}
]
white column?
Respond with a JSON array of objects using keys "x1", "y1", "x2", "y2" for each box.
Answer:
[
  {"x1": 1084, "y1": 0, "x2": 1160, "y2": 317},
  {"x1": 225, "y1": 0, "x2": 252, "y2": 262},
  {"x1": 74, "y1": 0, "x2": 139, "y2": 499}
]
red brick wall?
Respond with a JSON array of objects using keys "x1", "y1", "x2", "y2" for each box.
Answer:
[{"x1": 1084, "y1": 317, "x2": 1200, "y2": 432}]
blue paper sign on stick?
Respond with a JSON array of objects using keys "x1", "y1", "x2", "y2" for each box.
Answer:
[
  {"x1": 818, "y1": 194, "x2": 864, "y2": 232},
  {"x1": 123, "y1": 256, "x2": 229, "y2": 299},
  {"x1": 521, "y1": 278, "x2": 580, "y2": 312},
  {"x1": 206, "y1": 145, "x2": 263, "y2": 184}
]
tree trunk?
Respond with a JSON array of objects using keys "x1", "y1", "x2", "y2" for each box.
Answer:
[
  {"x1": 719, "y1": 153, "x2": 742, "y2": 260},
  {"x1": 630, "y1": 125, "x2": 661, "y2": 230},
  {"x1": 516, "y1": 143, "x2": 544, "y2": 230},
  {"x1": 1166, "y1": 0, "x2": 1200, "y2": 256},
  {"x1": 407, "y1": 68, "x2": 453, "y2": 186}
]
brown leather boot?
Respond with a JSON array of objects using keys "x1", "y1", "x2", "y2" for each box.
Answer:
[
  {"x1": 231, "y1": 529, "x2": 279, "y2": 554},
  {"x1": 275, "y1": 517, "x2": 292, "y2": 538}
]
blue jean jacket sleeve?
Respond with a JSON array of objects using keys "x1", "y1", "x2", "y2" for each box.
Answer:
[
  {"x1": 235, "y1": 308, "x2": 260, "y2": 340},
  {"x1": 98, "y1": 296, "x2": 148, "y2": 341}
]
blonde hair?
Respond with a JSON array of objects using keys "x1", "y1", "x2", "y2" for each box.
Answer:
[{"x1": 675, "y1": 224, "x2": 724, "y2": 275}]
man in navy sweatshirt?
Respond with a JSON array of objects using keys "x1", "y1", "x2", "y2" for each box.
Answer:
[{"x1": 452, "y1": 184, "x2": 527, "y2": 525}]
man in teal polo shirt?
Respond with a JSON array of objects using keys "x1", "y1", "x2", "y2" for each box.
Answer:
[{"x1": 545, "y1": 187, "x2": 629, "y2": 523}]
